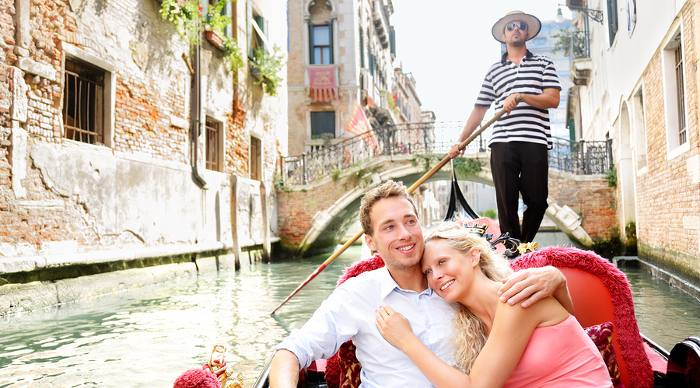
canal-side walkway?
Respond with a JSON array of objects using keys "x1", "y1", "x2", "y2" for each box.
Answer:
[{"x1": 0, "y1": 242, "x2": 232, "y2": 317}]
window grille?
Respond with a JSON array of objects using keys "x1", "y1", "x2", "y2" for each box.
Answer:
[
  {"x1": 63, "y1": 58, "x2": 104, "y2": 144},
  {"x1": 674, "y1": 43, "x2": 686, "y2": 145}
]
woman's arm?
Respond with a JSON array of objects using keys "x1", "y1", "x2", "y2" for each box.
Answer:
[
  {"x1": 376, "y1": 304, "x2": 544, "y2": 388},
  {"x1": 466, "y1": 302, "x2": 545, "y2": 387}
]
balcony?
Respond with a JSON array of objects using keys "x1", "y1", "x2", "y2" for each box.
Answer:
[
  {"x1": 572, "y1": 58, "x2": 592, "y2": 85},
  {"x1": 372, "y1": 0, "x2": 390, "y2": 49},
  {"x1": 568, "y1": 29, "x2": 592, "y2": 85}
]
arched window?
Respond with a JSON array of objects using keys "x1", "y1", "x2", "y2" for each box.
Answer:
[{"x1": 308, "y1": 0, "x2": 334, "y2": 64}]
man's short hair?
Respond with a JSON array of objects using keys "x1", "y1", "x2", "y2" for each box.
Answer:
[{"x1": 359, "y1": 180, "x2": 418, "y2": 235}]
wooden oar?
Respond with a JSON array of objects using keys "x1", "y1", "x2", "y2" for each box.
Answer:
[{"x1": 270, "y1": 109, "x2": 507, "y2": 315}]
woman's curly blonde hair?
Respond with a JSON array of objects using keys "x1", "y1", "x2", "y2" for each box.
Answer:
[{"x1": 424, "y1": 222, "x2": 513, "y2": 373}]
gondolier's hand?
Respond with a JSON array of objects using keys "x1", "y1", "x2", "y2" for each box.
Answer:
[
  {"x1": 498, "y1": 266, "x2": 567, "y2": 308},
  {"x1": 375, "y1": 306, "x2": 417, "y2": 352},
  {"x1": 503, "y1": 93, "x2": 523, "y2": 113},
  {"x1": 448, "y1": 143, "x2": 464, "y2": 159}
]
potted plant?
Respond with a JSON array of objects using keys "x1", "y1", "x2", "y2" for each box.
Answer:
[
  {"x1": 159, "y1": 0, "x2": 243, "y2": 73},
  {"x1": 203, "y1": 0, "x2": 229, "y2": 50},
  {"x1": 250, "y1": 47, "x2": 285, "y2": 96}
]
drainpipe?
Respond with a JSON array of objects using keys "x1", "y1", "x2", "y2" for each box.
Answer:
[{"x1": 190, "y1": 34, "x2": 207, "y2": 188}]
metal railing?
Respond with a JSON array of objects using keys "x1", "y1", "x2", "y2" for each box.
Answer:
[
  {"x1": 281, "y1": 124, "x2": 613, "y2": 186},
  {"x1": 549, "y1": 136, "x2": 613, "y2": 175}
]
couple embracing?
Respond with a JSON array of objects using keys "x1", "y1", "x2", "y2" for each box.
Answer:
[{"x1": 270, "y1": 180, "x2": 611, "y2": 387}]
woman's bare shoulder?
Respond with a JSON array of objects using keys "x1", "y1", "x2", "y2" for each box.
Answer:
[{"x1": 495, "y1": 297, "x2": 568, "y2": 327}]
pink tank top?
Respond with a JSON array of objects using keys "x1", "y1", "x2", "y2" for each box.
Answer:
[{"x1": 504, "y1": 315, "x2": 613, "y2": 387}]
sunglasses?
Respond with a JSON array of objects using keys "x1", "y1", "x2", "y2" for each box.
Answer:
[{"x1": 505, "y1": 21, "x2": 528, "y2": 32}]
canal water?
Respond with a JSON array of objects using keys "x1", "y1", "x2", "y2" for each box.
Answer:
[{"x1": 1, "y1": 236, "x2": 699, "y2": 387}]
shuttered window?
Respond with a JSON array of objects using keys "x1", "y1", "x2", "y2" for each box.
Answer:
[
  {"x1": 250, "y1": 136, "x2": 262, "y2": 180},
  {"x1": 607, "y1": 0, "x2": 618, "y2": 45}
]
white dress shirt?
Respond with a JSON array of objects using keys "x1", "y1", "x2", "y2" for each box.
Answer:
[{"x1": 277, "y1": 267, "x2": 457, "y2": 387}]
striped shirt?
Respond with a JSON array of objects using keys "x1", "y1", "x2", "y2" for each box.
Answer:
[{"x1": 476, "y1": 50, "x2": 561, "y2": 149}]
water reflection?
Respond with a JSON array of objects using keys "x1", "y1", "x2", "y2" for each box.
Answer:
[
  {"x1": 621, "y1": 266, "x2": 700, "y2": 350},
  {"x1": 0, "y1": 247, "x2": 362, "y2": 387}
]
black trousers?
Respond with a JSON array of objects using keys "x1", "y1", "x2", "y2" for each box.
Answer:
[{"x1": 490, "y1": 142, "x2": 549, "y2": 243}]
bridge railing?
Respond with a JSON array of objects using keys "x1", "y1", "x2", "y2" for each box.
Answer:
[
  {"x1": 549, "y1": 136, "x2": 613, "y2": 175},
  {"x1": 281, "y1": 123, "x2": 613, "y2": 186}
]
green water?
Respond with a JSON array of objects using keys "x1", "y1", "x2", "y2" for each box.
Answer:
[
  {"x1": 0, "y1": 247, "x2": 363, "y2": 387},
  {"x1": 0, "y1": 237, "x2": 699, "y2": 387}
]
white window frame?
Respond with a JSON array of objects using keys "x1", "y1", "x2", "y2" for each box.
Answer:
[
  {"x1": 661, "y1": 28, "x2": 690, "y2": 160},
  {"x1": 249, "y1": 135, "x2": 263, "y2": 181},
  {"x1": 632, "y1": 85, "x2": 648, "y2": 175}
]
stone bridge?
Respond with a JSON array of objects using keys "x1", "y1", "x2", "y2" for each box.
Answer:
[{"x1": 277, "y1": 123, "x2": 616, "y2": 255}]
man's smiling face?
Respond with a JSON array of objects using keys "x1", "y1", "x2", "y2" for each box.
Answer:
[{"x1": 365, "y1": 196, "x2": 424, "y2": 271}]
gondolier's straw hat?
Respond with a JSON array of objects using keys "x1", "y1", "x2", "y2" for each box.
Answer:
[{"x1": 491, "y1": 10, "x2": 542, "y2": 43}]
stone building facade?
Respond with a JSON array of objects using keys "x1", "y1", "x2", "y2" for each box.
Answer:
[
  {"x1": 287, "y1": 0, "x2": 407, "y2": 155},
  {"x1": 566, "y1": 0, "x2": 699, "y2": 280},
  {"x1": 0, "y1": 0, "x2": 287, "y2": 275}
]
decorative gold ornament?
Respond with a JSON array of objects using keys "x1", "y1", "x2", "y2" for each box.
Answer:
[{"x1": 516, "y1": 241, "x2": 539, "y2": 255}]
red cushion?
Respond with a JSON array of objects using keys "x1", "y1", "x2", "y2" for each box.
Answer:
[{"x1": 585, "y1": 321, "x2": 623, "y2": 387}]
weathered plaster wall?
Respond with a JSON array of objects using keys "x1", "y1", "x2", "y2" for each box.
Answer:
[{"x1": 0, "y1": 0, "x2": 287, "y2": 261}]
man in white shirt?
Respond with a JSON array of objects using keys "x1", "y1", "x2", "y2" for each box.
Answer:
[{"x1": 270, "y1": 180, "x2": 572, "y2": 387}]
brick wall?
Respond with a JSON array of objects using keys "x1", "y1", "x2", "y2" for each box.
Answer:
[
  {"x1": 0, "y1": 0, "x2": 293, "y2": 258},
  {"x1": 278, "y1": 159, "x2": 618, "y2": 251},
  {"x1": 113, "y1": 77, "x2": 187, "y2": 162},
  {"x1": 549, "y1": 173, "x2": 617, "y2": 241},
  {"x1": 0, "y1": 0, "x2": 90, "y2": 249},
  {"x1": 277, "y1": 178, "x2": 349, "y2": 248},
  {"x1": 227, "y1": 100, "x2": 248, "y2": 175},
  {"x1": 633, "y1": 2, "x2": 700, "y2": 279}
]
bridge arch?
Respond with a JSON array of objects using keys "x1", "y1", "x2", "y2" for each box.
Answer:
[{"x1": 287, "y1": 155, "x2": 595, "y2": 255}]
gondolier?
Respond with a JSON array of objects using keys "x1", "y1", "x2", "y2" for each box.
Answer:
[{"x1": 448, "y1": 10, "x2": 561, "y2": 243}]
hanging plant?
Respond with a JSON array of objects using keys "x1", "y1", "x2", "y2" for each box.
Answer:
[
  {"x1": 159, "y1": 0, "x2": 202, "y2": 46},
  {"x1": 250, "y1": 47, "x2": 285, "y2": 96},
  {"x1": 222, "y1": 38, "x2": 244, "y2": 72},
  {"x1": 160, "y1": 0, "x2": 243, "y2": 72}
]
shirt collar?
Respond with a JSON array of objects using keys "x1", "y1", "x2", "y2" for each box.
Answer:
[
  {"x1": 501, "y1": 49, "x2": 534, "y2": 65},
  {"x1": 377, "y1": 267, "x2": 433, "y2": 298}
]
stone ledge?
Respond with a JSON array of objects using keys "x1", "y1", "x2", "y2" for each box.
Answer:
[
  {"x1": 0, "y1": 262, "x2": 199, "y2": 317},
  {"x1": 0, "y1": 242, "x2": 232, "y2": 276},
  {"x1": 614, "y1": 256, "x2": 700, "y2": 302}
]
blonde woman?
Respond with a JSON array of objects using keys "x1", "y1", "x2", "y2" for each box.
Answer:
[{"x1": 375, "y1": 222, "x2": 611, "y2": 387}]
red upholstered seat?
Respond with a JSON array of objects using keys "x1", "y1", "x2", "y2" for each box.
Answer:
[{"x1": 512, "y1": 247, "x2": 654, "y2": 388}]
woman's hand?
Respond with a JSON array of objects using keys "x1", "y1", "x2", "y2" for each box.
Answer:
[{"x1": 375, "y1": 306, "x2": 415, "y2": 351}]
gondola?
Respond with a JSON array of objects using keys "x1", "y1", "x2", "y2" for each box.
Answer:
[{"x1": 253, "y1": 171, "x2": 700, "y2": 388}]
